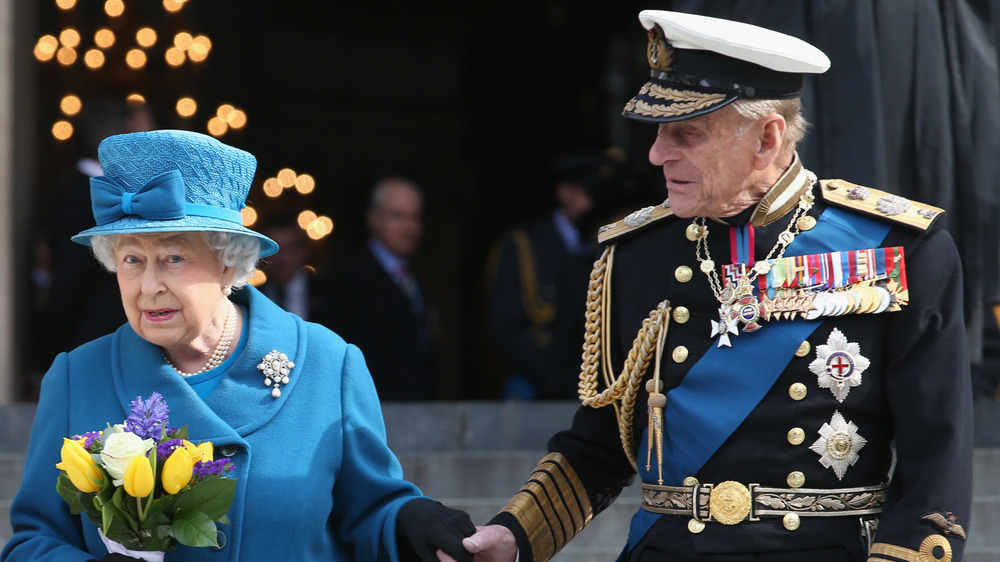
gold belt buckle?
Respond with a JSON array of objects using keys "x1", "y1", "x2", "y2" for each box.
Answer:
[{"x1": 709, "y1": 481, "x2": 752, "y2": 525}]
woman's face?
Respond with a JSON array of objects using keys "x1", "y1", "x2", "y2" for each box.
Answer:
[{"x1": 114, "y1": 232, "x2": 233, "y2": 354}]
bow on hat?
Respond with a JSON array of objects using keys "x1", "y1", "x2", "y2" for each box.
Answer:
[{"x1": 90, "y1": 169, "x2": 187, "y2": 226}]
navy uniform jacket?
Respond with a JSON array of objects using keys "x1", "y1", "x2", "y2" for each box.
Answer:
[
  {"x1": 487, "y1": 216, "x2": 594, "y2": 400},
  {"x1": 490, "y1": 159, "x2": 973, "y2": 561}
]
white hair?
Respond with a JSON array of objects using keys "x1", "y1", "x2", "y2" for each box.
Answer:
[
  {"x1": 90, "y1": 231, "x2": 262, "y2": 288},
  {"x1": 731, "y1": 97, "x2": 809, "y2": 149}
]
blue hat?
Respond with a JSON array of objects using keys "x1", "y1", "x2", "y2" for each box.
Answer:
[
  {"x1": 71, "y1": 129, "x2": 278, "y2": 257},
  {"x1": 623, "y1": 10, "x2": 830, "y2": 123}
]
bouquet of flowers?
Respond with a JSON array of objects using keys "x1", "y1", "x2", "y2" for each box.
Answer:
[{"x1": 55, "y1": 392, "x2": 236, "y2": 559}]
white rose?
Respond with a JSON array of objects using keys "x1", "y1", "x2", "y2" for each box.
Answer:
[{"x1": 100, "y1": 431, "x2": 154, "y2": 486}]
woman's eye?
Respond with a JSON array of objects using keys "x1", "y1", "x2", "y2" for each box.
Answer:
[{"x1": 166, "y1": 255, "x2": 184, "y2": 264}]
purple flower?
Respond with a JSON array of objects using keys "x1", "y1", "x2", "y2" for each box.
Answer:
[
  {"x1": 193, "y1": 459, "x2": 235, "y2": 480},
  {"x1": 157, "y1": 439, "x2": 185, "y2": 462},
  {"x1": 72, "y1": 431, "x2": 103, "y2": 453},
  {"x1": 125, "y1": 392, "x2": 169, "y2": 440}
]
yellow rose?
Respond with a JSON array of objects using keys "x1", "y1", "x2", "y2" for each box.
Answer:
[
  {"x1": 161, "y1": 440, "x2": 200, "y2": 494},
  {"x1": 122, "y1": 454, "x2": 154, "y2": 497},
  {"x1": 56, "y1": 438, "x2": 104, "y2": 493},
  {"x1": 196, "y1": 441, "x2": 213, "y2": 462}
]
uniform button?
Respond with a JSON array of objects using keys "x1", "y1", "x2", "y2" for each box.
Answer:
[
  {"x1": 673, "y1": 306, "x2": 691, "y2": 324},
  {"x1": 796, "y1": 216, "x2": 817, "y2": 231},
  {"x1": 687, "y1": 519, "x2": 706, "y2": 534},
  {"x1": 787, "y1": 471, "x2": 805, "y2": 488},
  {"x1": 685, "y1": 223, "x2": 704, "y2": 241},
  {"x1": 674, "y1": 266, "x2": 693, "y2": 283},
  {"x1": 787, "y1": 428, "x2": 805, "y2": 446},
  {"x1": 789, "y1": 383, "x2": 807, "y2": 401},
  {"x1": 672, "y1": 346, "x2": 689, "y2": 363},
  {"x1": 211, "y1": 530, "x2": 227, "y2": 550},
  {"x1": 795, "y1": 341, "x2": 811, "y2": 357},
  {"x1": 219, "y1": 445, "x2": 238, "y2": 457},
  {"x1": 783, "y1": 513, "x2": 801, "y2": 531},
  {"x1": 682, "y1": 476, "x2": 699, "y2": 487}
]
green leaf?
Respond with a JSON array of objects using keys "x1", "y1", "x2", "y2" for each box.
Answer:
[
  {"x1": 171, "y1": 511, "x2": 219, "y2": 548},
  {"x1": 167, "y1": 426, "x2": 189, "y2": 440},
  {"x1": 174, "y1": 478, "x2": 236, "y2": 521},
  {"x1": 56, "y1": 473, "x2": 86, "y2": 514}
]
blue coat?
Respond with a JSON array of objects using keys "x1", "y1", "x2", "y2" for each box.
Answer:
[{"x1": 2, "y1": 286, "x2": 424, "y2": 561}]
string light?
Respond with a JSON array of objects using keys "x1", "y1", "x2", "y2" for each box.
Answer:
[
  {"x1": 84, "y1": 49, "x2": 105, "y2": 69},
  {"x1": 52, "y1": 120, "x2": 73, "y2": 141},
  {"x1": 176, "y1": 97, "x2": 197, "y2": 118},
  {"x1": 60, "y1": 94, "x2": 82, "y2": 116},
  {"x1": 94, "y1": 28, "x2": 115, "y2": 49}
]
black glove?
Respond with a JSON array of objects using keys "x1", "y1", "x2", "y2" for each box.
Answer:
[{"x1": 397, "y1": 498, "x2": 476, "y2": 562}]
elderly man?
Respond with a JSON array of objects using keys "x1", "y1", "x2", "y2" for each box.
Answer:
[{"x1": 456, "y1": 9, "x2": 972, "y2": 562}]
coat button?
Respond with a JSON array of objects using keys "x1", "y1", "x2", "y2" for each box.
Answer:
[
  {"x1": 682, "y1": 476, "x2": 699, "y2": 487},
  {"x1": 783, "y1": 513, "x2": 801, "y2": 531},
  {"x1": 796, "y1": 216, "x2": 817, "y2": 231},
  {"x1": 789, "y1": 383, "x2": 807, "y2": 401},
  {"x1": 787, "y1": 471, "x2": 805, "y2": 488},
  {"x1": 674, "y1": 266, "x2": 693, "y2": 283},
  {"x1": 672, "y1": 346, "x2": 689, "y2": 363},
  {"x1": 673, "y1": 306, "x2": 691, "y2": 324},
  {"x1": 211, "y1": 529, "x2": 228, "y2": 550},
  {"x1": 787, "y1": 428, "x2": 805, "y2": 446},
  {"x1": 219, "y1": 445, "x2": 238, "y2": 457},
  {"x1": 795, "y1": 341, "x2": 811, "y2": 357}
]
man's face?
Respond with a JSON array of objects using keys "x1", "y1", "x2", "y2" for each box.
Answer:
[
  {"x1": 368, "y1": 182, "x2": 423, "y2": 258},
  {"x1": 647, "y1": 106, "x2": 760, "y2": 218}
]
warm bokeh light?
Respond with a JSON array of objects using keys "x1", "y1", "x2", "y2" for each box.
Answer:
[
  {"x1": 305, "y1": 216, "x2": 334, "y2": 240},
  {"x1": 125, "y1": 48, "x2": 147, "y2": 69},
  {"x1": 173, "y1": 32, "x2": 193, "y2": 50},
  {"x1": 190, "y1": 35, "x2": 212, "y2": 60},
  {"x1": 226, "y1": 109, "x2": 247, "y2": 129},
  {"x1": 297, "y1": 210, "x2": 317, "y2": 230},
  {"x1": 84, "y1": 49, "x2": 105, "y2": 69},
  {"x1": 56, "y1": 46, "x2": 77, "y2": 66},
  {"x1": 248, "y1": 269, "x2": 267, "y2": 287},
  {"x1": 262, "y1": 178, "x2": 283, "y2": 198},
  {"x1": 56, "y1": 0, "x2": 77, "y2": 9},
  {"x1": 164, "y1": 46, "x2": 185, "y2": 66},
  {"x1": 104, "y1": 0, "x2": 124, "y2": 17},
  {"x1": 207, "y1": 116, "x2": 227, "y2": 137},
  {"x1": 60, "y1": 94, "x2": 82, "y2": 116},
  {"x1": 175, "y1": 97, "x2": 197, "y2": 117},
  {"x1": 52, "y1": 120, "x2": 73, "y2": 141},
  {"x1": 127, "y1": 93, "x2": 146, "y2": 105},
  {"x1": 241, "y1": 206, "x2": 258, "y2": 226},
  {"x1": 294, "y1": 174, "x2": 316, "y2": 194},
  {"x1": 94, "y1": 29, "x2": 115, "y2": 49},
  {"x1": 163, "y1": 0, "x2": 184, "y2": 13},
  {"x1": 216, "y1": 104, "x2": 234, "y2": 120},
  {"x1": 136, "y1": 28, "x2": 157, "y2": 48},
  {"x1": 34, "y1": 36, "x2": 58, "y2": 62},
  {"x1": 276, "y1": 168, "x2": 296, "y2": 188},
  {"x1": 59, "y1": 28, "x2": 81, "y2": 48}
]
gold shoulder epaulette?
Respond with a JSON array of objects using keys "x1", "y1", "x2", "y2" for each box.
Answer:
[
  {"x1": 820, "y1": 179, "x2": 944, "y2": 230},
  {"x1": 597, "y1": 201, "x2": 675, "y2": 244}
]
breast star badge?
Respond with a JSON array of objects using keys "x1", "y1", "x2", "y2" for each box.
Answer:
[
  {"x1": 809, "y1": 328, "x2": 870, "y2": 402},
  {"x1": 809, "y1": 411, "x2": 867, "y2": 480}
]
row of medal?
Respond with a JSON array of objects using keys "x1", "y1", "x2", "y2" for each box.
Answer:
[{"x1": 719, "y1": 246, "x2": 909, "y2": 331}]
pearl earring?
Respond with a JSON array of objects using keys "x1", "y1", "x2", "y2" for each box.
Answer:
[{"x1": 223, "y1": 285, "x2": 232, "y2": 297}]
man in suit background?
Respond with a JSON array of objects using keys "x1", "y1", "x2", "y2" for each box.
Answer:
[
  {"x1": 257, "y1": 213, "x2": 332, "y2": 323},
  {"x1": 326, "y1": 177, "x2": 436, "y2": 401}
]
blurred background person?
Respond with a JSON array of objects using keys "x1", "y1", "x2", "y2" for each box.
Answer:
[
  {"x1": 326, "y1": 177, "x2": 436, "y2": 401},
  {"x1": 486, "y1": 148, "x2": 638, "y2": 400},
  {"x1": 257, "y1": 212, "x2": 332, "y2": 323}
]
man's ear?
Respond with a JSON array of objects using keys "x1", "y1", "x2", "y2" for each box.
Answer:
[{"x1": 753, "y1": 114, "x2": 786, "y2": 171}]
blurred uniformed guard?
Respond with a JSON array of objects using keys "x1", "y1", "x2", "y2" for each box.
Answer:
[{"x1": 454, "y1": 9, "x2": 973, "y2": 562}]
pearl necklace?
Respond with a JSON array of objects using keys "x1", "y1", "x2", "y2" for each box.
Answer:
[{"x1": 165, "y1": 300, "x2": 238, "y2": 377}]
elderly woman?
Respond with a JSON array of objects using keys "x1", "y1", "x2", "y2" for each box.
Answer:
[{"x1": 1, "y1": 130, "x2": 473, "y2": 561}]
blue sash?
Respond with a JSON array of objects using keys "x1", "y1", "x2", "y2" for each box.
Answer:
[{"x1": 623, "y1": 206, "x2": 890, "y2": 553}]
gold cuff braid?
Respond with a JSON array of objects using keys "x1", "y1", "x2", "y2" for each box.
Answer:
[
  {"x1": 868, "y1": 534, "x2": 952, "y2": 562},
  {"x1": 500, "y1": 453, "x2": 594, "y2": 562}
]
